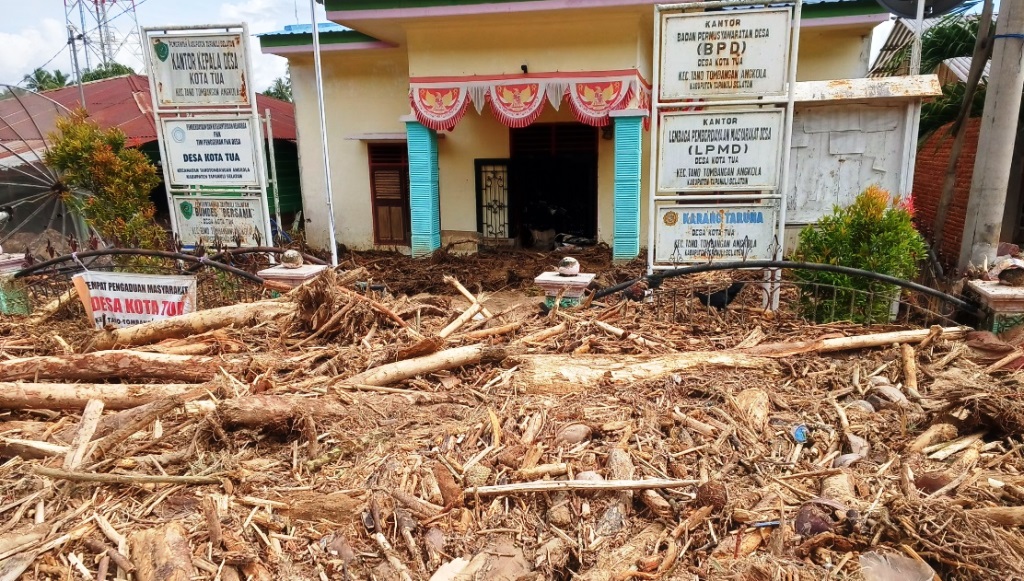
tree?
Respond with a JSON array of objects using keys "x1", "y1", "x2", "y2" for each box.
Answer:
[
  {"x1": 44, "y1": 108, "x2": 165, "y2": 249},
  {"x1": 21, "y1": 68, "x2": 71, "y2": 92},
  {"x1": 81, "y1": 62, "x2": 136, "y2": 83},
  {"x1": 262, "y1": 71, "x2": 292, "y2": 102}
]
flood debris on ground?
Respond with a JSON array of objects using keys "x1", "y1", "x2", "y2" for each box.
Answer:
[{"x1": 1, "y1": 257, "x2": 1023, "y2": 580}]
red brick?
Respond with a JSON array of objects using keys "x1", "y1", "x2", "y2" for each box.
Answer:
[{"x1": 912, "y1": 117, "x2": 982, "y2": 268}]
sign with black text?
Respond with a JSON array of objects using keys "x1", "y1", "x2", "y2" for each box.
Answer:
[
  {"x1": 658, "y1": 109, "x2": 783, "y2": 192},
  {"x1": 148, "y1": 32, "x2": 250, "y2": 106},
  {"x1": 73, "y1": 272, "x2": 197, "y2": 329},
  {"x1": 660, "y1": 8, "x2": 790, "y2": 100},
  {"x1": 173, "y1": 195, "x2": 267, "y2": 247},
  {"x1": 162, "y1": 118, "x2": 259, "y2": 187},
  {"x1": 654, "y1": 201, "x2": 779, "y2": 264}
]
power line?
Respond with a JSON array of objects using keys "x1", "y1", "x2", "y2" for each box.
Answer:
[{"x1": 19, "y1": 44, "x2": 70, "y2": 86}]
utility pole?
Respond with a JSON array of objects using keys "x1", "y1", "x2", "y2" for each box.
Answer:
[
  {"x1": 959, "y1": 2, "x2": 1024, "y2": 273},
  {"x1": 68, "y1": 26, "x2": 86, "y2": 110}
]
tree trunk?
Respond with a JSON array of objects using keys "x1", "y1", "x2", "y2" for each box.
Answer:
[
  {"x1": 342, "y1": 344, "x2": 509, "y2": 387},
  {"x1": 129, "y1": 523, "x2": 196, "y2": 581},
  {"x1": 740, "y1": 326, "x2": 967, "y2": 358},
  {"x1": 0, "y1": 351, "x2": 247, "y2": 382},
  {"x1": 511, "y1": 352, "x2": 776, "y2": 394},
  {"x1": 0, "y1": 382, "x2": 201, "y2": 410},
  {"x1": 90, "y1": 301, "x2": 296, "y2": 351}
]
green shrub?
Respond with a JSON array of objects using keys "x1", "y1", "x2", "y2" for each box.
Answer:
[{"x1": 793, "y1": 185, "x2": 927, "y2": 324}]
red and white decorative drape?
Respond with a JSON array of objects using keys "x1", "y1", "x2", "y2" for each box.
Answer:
[{"x1": 409, "y1": 70, "x2": 655, "y2": 132}]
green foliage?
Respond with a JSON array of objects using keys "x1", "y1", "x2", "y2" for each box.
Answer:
[
  {"x1": 919, "y1": 82, "x2": 987, "y2": 141},
  {"x1": 22, "y1": 68, "x2": 71, "y2": 91},
  {"x1": 262, "y1": 70, "x2": 292, "y2": 102},
  {"x1": 80, "y1": 62, "x2": 136, "y2": 83},
  {"x1": 44, "y1": 109, "x2": 165, "y2": 249},
  {"x1": 793, "y1": 186, "x2": 927, "y2": 324}
]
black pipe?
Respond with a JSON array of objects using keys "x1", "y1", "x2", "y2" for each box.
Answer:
[
  {"x1": 14, "y1": 249, "x2": 265, "y2": 284},
  {"x1": 592, "y1": 260, "x2": 981, "y2": 317}
]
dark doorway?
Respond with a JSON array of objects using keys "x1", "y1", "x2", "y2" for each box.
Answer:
[
  {"x1": 367, "y1": 143, "x2": 411, "y2": 246},
  {"x1": 508, "y1": 123, "x2": 598, "y2": 248}
]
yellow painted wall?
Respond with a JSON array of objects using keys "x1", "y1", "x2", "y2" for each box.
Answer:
[
  {"x1": 405, "y1": 11, "x2": 645, "y2": 78},
  {"x1": 290, "y1": 49, "x2": 411, "y2": 250},
  {"x1": 797, "y1": 29, "x2": 873, "y2": 81}
]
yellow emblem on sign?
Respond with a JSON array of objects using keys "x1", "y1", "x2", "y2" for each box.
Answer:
[{"x1": 663, "y1": 211, "x2": 679, "y2": 226}]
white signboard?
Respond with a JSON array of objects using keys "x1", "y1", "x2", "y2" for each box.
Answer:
[
  {"x1": 654, "y1": 201, "x2": 779, "y2": 264},
  {"x1": 148, "y1": 33, "x2": 249, "y2": 106},
  {"x1": 659, "y1": 109, "x2": 783, "y2": 192},
  {"x1": 162, "y1": 118, "x2": 260, "y2": 187},
  {"x1": 73, "y1": 272, "x2": 197, "y2": 329},
  {"x1": 660, "y1": 8, "x2": 790, "y2": 100},
  {"x1": 173, "y1": 195, "x2": 267, "y2": 247}
]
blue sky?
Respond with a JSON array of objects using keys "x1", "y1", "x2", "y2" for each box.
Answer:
[{"x1": 0, "y1": 0, "x2": 325, "y2": 91}]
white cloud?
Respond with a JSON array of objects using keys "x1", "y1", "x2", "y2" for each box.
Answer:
[
  {"x1": 0, "y1": 18, "x2": 73, "y2": 87},
  {"x1": 218, "y1": 0, "x2": 319, "y2": 91}
]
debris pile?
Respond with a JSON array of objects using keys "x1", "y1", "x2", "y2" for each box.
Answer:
[{"x1": 1, "y1": 265, "x2": 1023, "y2": 580}]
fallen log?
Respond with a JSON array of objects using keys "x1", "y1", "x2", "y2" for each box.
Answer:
[
  {"x1": 90, "y1": 301, "x2": 296, "y2": 351},
  {"x1": 512, "y1": 352, "x2": 776, "y2": 394},
  {"x1": 0, "y1": 382, "x2": 202, "y2": 410},
  {"x1": 129, "y1": 523, "x2": 196, "y2": 581},
  {"x1": 0, "y1": 351, "x2": 251, "y2": 382},
  {"x1": 967, "y1": 506, "x2": 1024, "y2": 527},
  {"x1": 341, "y1": 344, "x2": 509, "y2": 387},
  {"x1": 740, "y1": 326, "x2": 969, "y2": 358}
]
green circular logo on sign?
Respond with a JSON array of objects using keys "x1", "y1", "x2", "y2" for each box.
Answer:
[
  {"x1": 154, "y1": 40, "x2": 169, "y2": 62},
  {"x1": 179, "y1": 200, "x2": 194, "y2": 220}
]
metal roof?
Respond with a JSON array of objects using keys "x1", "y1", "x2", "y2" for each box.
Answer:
[
  {"x1": 30, "y1": 75, "x2": 297, "y2": 144},
  {"x1": 258, "y1": 22, "x2": 350, "y2": 37},
  {"x1": 938, "y1": 55, "x2": 990, "y2": 83}
]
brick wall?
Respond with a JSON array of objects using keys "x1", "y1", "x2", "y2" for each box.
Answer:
[{"x1": 912, "y1": 118, "x2": 982, "y2": 266}]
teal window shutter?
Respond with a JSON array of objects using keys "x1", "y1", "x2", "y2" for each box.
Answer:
[
  {"x1": 613, "y1": 115, "x2": 643, "y2": 260},
  {"x1": 406, "y1": 121, "x2": 441, "y2": 257}
]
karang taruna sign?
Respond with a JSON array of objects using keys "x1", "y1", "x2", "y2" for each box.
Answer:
[{"x1": 654, "y1": 202, "x2": 779, "y2": 264}]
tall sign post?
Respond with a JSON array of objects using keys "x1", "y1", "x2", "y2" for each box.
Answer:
[
  {"x1": 142, "y1": 24, "x2": 274, "y2": 250},
  {"x1": 649, "y1": 1, "x2": 801, "y2": 307}
]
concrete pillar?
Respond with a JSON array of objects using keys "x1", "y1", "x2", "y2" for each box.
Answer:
[
  {"x1": 610, "y1": 110, "x2": 648, "y2": 261},
  {"x1": 404, "y1": 118, "x2": 441, "y2": 257}
]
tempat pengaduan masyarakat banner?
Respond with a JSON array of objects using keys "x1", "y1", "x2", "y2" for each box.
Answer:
[{"x1": 72, "y1": 271, "x2": 197, "y2": 329}]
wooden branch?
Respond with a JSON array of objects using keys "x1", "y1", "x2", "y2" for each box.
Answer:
[
  {"x1": 84, "y1": 538, "x2": 135, "y2": 573},
  {"x1": 0, "y1": 351, "x2": 250, "y2": 382},
  {"x1": 901, "y1": 343, "x2": 923, "y2": 399},
  {"x1": 740, "y1": 327, "x2": 968, "y2": 358},
  {"x1": 90, "y1": 301, "x2": 296, "y2": 351},
  {"x1": 444, "y1": 275, "x2": 494, "y2": 318},
  {"x1": 336, "y1": 286, "x2": 409, "y2": 330},
  {"x1": 438, "y1": 303, "x2": 483, "y2": 339},
  {"x1": 0, "y1": 382, "x2": 204, "y2": 411},
  {"x1": 516, "y1": 323, "x2": 568, "y2": 345},
  {"x1": 26, "y1": 287, "x2": 77, "y2": 326},
  {"x1": 62, "y1": 399, "x2": 104, "y2": 471},
  {"x1": 593, "y1": 320, "x2": 667, "y2": 350},
  {"x1": 465, "y1": 478, "x2": 698, "y2": 497},
  {"x1": 341, "y1": 344, "x2": 509, "y2": 387},
  {"x1": 967, "y1": 506, "x2": 1024, "y2": 527},
  {"x1": 33, "y1": 466, "x2": 221, "y2": 486},
  {"x1": 460, "y1": 321, "x2": 523, "y2": 340}
]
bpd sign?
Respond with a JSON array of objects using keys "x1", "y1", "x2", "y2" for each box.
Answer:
[{"x1": 659, "y1": 8, "x2": 790, "y2": 100}]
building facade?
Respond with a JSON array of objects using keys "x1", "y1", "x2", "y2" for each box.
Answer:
[{"x1": 260, "y1": 0, "x2": 938, "y2": 259}]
